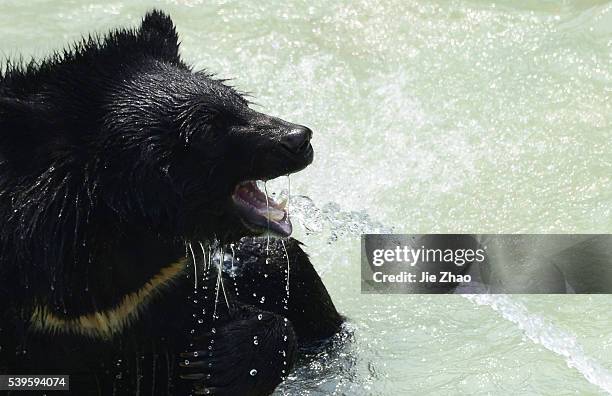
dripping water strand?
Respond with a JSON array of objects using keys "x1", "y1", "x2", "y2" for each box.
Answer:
[
  {"x1": 230, "y1": 243, "x2": 239, "y2": 297},
  {"x1": 198, "y1": 242, "x2": 207, "y2": 271},
  {"x1": 213, "y1": 250, "x2": 221, "y2": 320},
  {"x1": 208, "y1": 249, "x2": 212, "y2": 273},
  {"x1": 150, "y1": 353, "x2": 157, "y2": 395},
  {"x1": 281, "y1": 239, "x2": 290, "y2": 311},
  {"x1": 217, "y1": 248, "x2": 231, "y2": 311},
  {"x1": 264, "y1": 181, "x2": 271, "y2": 254},
  {"x1": 286, "y1": 174, "x2": 291, "y2": 219},
  {"x1": 213, "y1": 248, "x2": 231, "y2": 319},
  {"x1": 188, "y1": 242, "x2": 198, "y2": 289},
  {"x1": 135, "y1": 354, "x2": 141, "y2": 396}
]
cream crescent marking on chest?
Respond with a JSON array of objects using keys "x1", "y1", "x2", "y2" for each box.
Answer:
[{"x1": 30, "y1": 257, "x2": 188, "y2": 339}]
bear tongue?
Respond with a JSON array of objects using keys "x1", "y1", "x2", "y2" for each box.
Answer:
[{"x1": 232, "y1": 180, "x2": 292, "y2": 236}]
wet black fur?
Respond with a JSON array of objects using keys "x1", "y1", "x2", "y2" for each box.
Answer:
[{"x1": 0, "y1": 10, "x2": 341, "y2": 396}]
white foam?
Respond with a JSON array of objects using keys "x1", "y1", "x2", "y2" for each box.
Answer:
[{"x1": 465, "y1": 294, "x2": 612, "y2": 394}]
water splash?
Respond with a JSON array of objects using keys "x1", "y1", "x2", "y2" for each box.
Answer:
[
  {"x1": 465, "y1": 294, "x2": 612, "y2": 394},
  {"x1": 289, "y1": 196, "x2": 394, "y2": 242}
]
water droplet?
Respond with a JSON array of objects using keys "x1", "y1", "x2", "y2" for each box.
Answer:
[
  {"x1": 257, "y1": 314, "x2": 263, "y2": 320},
  {"x1": 283, "y1": 335, "x2": 287, "y2": 341},
  {"x1": 193, "y1": 352, "x2": 199, "y2": 357},
  {"x1": 184, "y1": 359, "x2": 190, "y2": 365},
  {"x1": 259, "y1": 296, "x2": 266, "y2": 303},
  {"x1": 249, "y1": 369, "x2": 257, "y2": 376},
  {"x1": 197, "y1": 319, "x2": 204, "y2": 324}
]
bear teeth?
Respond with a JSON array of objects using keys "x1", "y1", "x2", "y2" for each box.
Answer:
[
  {"x1": 235, "y1": 180, "x2": 283, "y2": 210},
  {"x1": 231, "y1": 178, "x2": 293, "y2": 235},
  {"x1": 263, "y1": 208, "x2": 285, "y2": 222}
]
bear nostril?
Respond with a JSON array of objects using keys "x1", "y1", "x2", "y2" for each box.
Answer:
[{"x1": 280, "y1": 125, "x2": 312, "y2": 155}]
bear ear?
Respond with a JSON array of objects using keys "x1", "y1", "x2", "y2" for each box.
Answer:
[
  {"x1": 140, "y1": 10, "x2": 178, "y2": 42},
  {"x1": 139, "y1": 10, "x2": 180, "y2": 60}
]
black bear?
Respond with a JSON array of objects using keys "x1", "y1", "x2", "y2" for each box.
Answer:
[{"x1": 0, "y1": 10, "x2": 342, "y2": 395}]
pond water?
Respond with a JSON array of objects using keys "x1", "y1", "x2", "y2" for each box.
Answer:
[{"x1": 1, "y1": 0, "x2": 611, "y2": 394}]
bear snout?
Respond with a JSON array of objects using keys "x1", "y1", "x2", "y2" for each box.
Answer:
[{"x1": 279, "y1": 124, "x2": 312, "y2": 155}]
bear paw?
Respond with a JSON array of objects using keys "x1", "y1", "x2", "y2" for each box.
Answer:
[{"x1": 179, "y1": 307, "x2": 297, "y2": 396}]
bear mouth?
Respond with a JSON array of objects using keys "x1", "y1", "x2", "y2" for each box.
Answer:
[{"x1": 232, "y1": 180, "x2": 291, "y2": 237}]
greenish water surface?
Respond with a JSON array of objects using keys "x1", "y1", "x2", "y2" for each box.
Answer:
[{"x1": 1, "y1": 1, "x2": 611, "y2": 394}]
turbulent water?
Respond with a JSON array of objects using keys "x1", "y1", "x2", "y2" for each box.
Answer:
[{"x1": 2, "y1": 0, "x2": 612, "y2": 394}]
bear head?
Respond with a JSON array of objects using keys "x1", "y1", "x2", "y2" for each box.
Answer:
[{"x1": 0, "y1": 10, "x2": 313, "y2": 251}]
